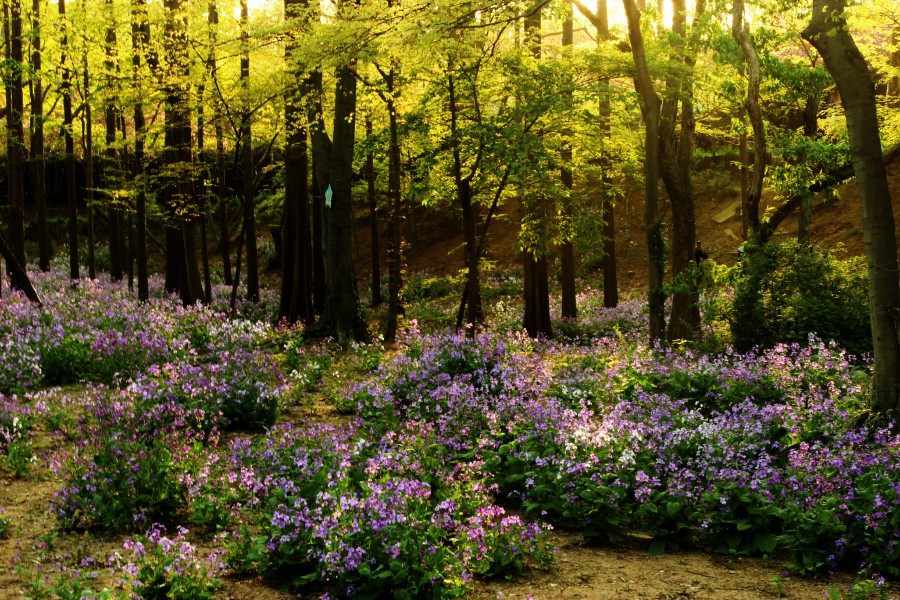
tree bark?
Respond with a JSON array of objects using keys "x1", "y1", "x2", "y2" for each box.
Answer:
[
  {"x1": 383, "y1": 73, "x2": 403, "y2": 344},
  {"x1": 131, "y1": 0, "x2": 149, "y2": 300},
  {"x1": 83, "y1": 53, "x2": 97, "y2": 279},
  {"x1": 105, "y1": 2, "x2": 123, "y2": 281},
  {"x1": 521, "y1": 7, "x2": 552, "y2": 338},
  {"x1": 803, "y1": 0, "x2": 900, "y2": 415},
  {"x1": 560, "y1": 3, "x2": 577, "y2": 320},
  {"x1": 624, "y1": 0, "x2": 665, "y2": 341},
  {"x1": 661, "y1": 0, "x2": 703, "y2": 342},
  {"x1": 278, "y1": 0, "x2": 313, "y2": 324},
  {"x1": 322, "y1": 62, "x2": 368, "y2": 343},
  {"x1": 733, "y1": 0, "x2": 764, "y2": 234},
  {"x1": 30, "y1": 0, "x2": 50, "y2": 271},
  {"x1": 60, "y1": 0, "x2": 79, "y2": 280},
  {"x1": 240, "y1": 0, "x2": 259, "y2": 302},
  {"x1": 365, "y1": 118, "x2": 382, "y2": 309},
  {"x1": 6, "y1": 0, "x2": 26, "y2": 271}
]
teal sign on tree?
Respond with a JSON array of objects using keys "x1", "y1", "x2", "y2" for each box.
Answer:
[{"x1": 325, "y1": 184, "x2": 333, "y2": 208}]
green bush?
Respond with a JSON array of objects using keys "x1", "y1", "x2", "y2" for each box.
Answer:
[{"x1": 729, "y1": 242, "x2": 870, "y2": 356}]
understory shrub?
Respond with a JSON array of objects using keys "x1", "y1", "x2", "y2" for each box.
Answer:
[
  {"x1": 346, "y1": 331, "x2": 898, "y2": 577},
  {"x1": 212, "y1": 422, "x2": 554, "y2": 598},
  {"x1": 50, "y1": 393, "x2": 216, "y2": 532},
  {"x1": 729, "y1": 242, "x2": 869, "y2": 356}
]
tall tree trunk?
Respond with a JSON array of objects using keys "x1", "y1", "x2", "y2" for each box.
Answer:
[
  {"x1": 240, "y1": 0, "x2": 259, "y2": 301},
  {"x1": 163, "y1": 0, "x2": 200, "y2": 304},
  {"x1": 559, "y1": 3, "x2": 577, "y2": 320},
  {"x1": 576, "y1": 0, "x2": 619, "y2": 307},
  {"x1": 803, "y1": 0, "x2": 900, "y2": 415},
  {"x1": 60, "y1": 0, "x2": 79, "y2": 279},
  {"x1": 662, "y1": 0, "x2": 703, "y2": 342},
  {"x1": 734, "y1": 0, "x2": 764, "y2": 235},
  {"x1": 6, "y1": 0, "x2": 26, "y2": 270},
  {"x1": 365, "y1": 117, "x2": 382, "y2": 308},
  {"x1": 522, "y1": 7, "x2": 552, "y2": 338},
  {"x1": 323, "y1": 62, "x2": 368, "y2": 343},
  {"x1": 83, "y1": 52, "x2": 97, "y2": 279},
  {"x1": 207, "y1": 0, "x2": 231, "y2": 287},
  {"x1": 448, "y1": 70, "x2": 484, "y2": 334},
  {"x1": 308, "y1": 69, "x2": 331, "y2": 315},
  {"x1": 278, "y1": 0, "x2": 313, "y2": 324},
  {"x1": 131, "y1": 0, "x2": 149, "y2": 300},
  {"x1": 105, "y1": 2, "x2": 123, "y2": 281},
  {"x1": 624, "y1": 0, "x2": 665, "y2": 341},
  {"x1": 383, "y1": 70, "x2": 403, "y2": 343},
  {"x1": 30, "y1": 0, "x2": 50, "y2": 271}
]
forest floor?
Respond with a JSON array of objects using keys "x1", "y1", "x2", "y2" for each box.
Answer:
[{"x1": 3, "y1": 163, "x2": 900, "y2": 600}]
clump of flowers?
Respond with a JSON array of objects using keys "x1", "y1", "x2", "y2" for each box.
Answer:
[
  {"x1": 50, "y1": 390, "x2": 217, "y2": 532},
  {"x1": 213, "y1": 421, "x2": 554, "y2": 597},
  {"x1": 111, "y1": 524, "x2": 224, "y2": 600}
]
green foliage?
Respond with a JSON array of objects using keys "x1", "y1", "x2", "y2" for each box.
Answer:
[
  {"x1": 730, "y1": 242, "x2": 870, "y2": 356},
  {"x1": 402, "y1": 274, "x2": 459, "y2": 302}
]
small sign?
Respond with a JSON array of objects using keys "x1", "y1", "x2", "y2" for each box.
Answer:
[{"x1": 325, "y1": 184, "x2": 333, "y2": 208}]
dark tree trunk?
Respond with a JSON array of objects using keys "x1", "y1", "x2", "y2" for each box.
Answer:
[
  {"x1": 803, "y1": 0, "x2": 900, "y2": 415},
  {"x1": 624, "y1": 0, "x2": 665, "y2": 341},
  {"x1": 0, "y1": 228, "x2": 39, "y2": 303},
  {"x1": 30, "y1": 0, "x2": 50, "y2": 271},
  {"x1": 733, "y1": 0, "x2": 764, "y2": 235},
  {"x1": 240, "y1": 0, "x2": 259, "y2": 302},
  {"x1": 6, "y1": 0, "x2": 26, "y2": 271},
  {"x1": 308, "y1": 70, "x2": 331, "y2": 315},
  {"x1": 559, "y1": 4, "x2": 577, "y2": 320},
  {"x1": 661, "y1": 0, "x2": 702, "y2": 342},
  {"x1": 162, "y1": 0, "x2": 200, "y2": 304},
  {"x1": 105, "y1": 6, "x2": 123, "y2": 281},
  {"x1": 131, "y1": 0, "x2": 149, "y2": 300},
  {"x1": 60, "y1": 0, "x2": 79, "y2": 280},
  {"x1": 322, "y1": 63, "x2": 368, "y2": 344},
  {"x1": 83, "y1": 53, "x2": 97, "y2": 279},
  {"x1": 365, "y1": 118, "x2": 382, "y2": 308},
  {"x1": 521, "y1": 7, "x2": 552, "y2": 338},
  {"x1": 383, "y1": 79, "x2": 403, "y2": 343},
  {"x1": 576, "y1": 0, "x2": 619, "y2": 307},
  {"x1": 278, "y1": 0, "x2": 313, "y2": 324}
]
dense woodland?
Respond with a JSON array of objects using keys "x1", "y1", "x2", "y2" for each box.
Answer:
[{"x1": 1, "y1": 0, "x2": 899, "y2": 406}]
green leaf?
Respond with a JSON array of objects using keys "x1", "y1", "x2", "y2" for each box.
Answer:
[
  {"x1": 648, "y1": 539, "x2": 667, "y2": 556},
  {"x1": 755, "y1": 533, "x2": 778, "y2": 554},
  {"x1": 666, "y1": 501, "x2": 682, "y2": 518}
]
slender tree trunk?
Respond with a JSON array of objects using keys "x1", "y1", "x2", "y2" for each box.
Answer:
[
  {"x1": 83, "y1": 53, "x2": 97, "y2": 279},
  {"x1": 131, "y1": 0, "x2": 149, "y2": 300},
  {"x1": 383, "y1": 77, "x2": 403, "y2": 343},
  {"x1": 803, "y1": 0, "x2": 900, "y2": 415},
  {"x1": 624, "y1": 0, "x2": 664, "y2": 341},
  {"x1": 6, "y1": 0, "x2": 26, "y2": 270},
  {"x1": 207, "y1": 0, "x2": 231, "y2": 287},
  {"x1": 105, "y1": 3, "x2": 123, "y2": 281},
  {"x1": 522, "y1": 8, "x2": 552, "y2": 338},
  {"x1": 30, "y1": 0, "x2": 50, "y2": 271},
  {"x1": 240, "y1": 0, "x2": 259, "y2": 301},
  {"x1": 308, "y1": 70, "x2": 331, "y2": 315},
  {"x1": 60, "y1": 0, "x2": 79, "y2": 279},
  {"x1": 733, "y1": 0, "x2": 764, "y2": 235},
  {"x1": 365, "y1": 117, "x2": 382, "y2": 308},
  {"x1": 560, "y1": 3, "x2": 577, "y2": 319}
]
